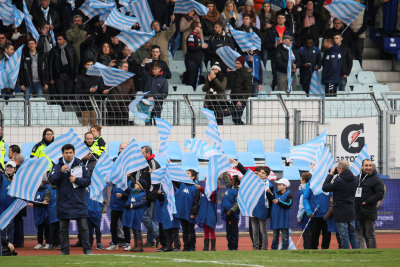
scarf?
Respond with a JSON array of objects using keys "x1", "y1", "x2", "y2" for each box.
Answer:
[
  {"x1": 62, "y1": 158, "x2": 74, "y2": 172},
  {"x1": 59, "y1": 42, "x2": 68, "y2": 66},
  {"x1": 304, "y1": 9, "x2": 315, "y2": 28},
  {"x1": 41, "y1": 7, "x2": 49, "y2": 21}
]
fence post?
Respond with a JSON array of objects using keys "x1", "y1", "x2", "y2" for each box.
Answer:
[
  {"x1": 277, "y1": 94, "x2": 290, "y2": 140},
  {"x1": 293, "y1": 109, "x2": 301, "y2": 146},
  {"x1": 25, "y1": 99, "x2": 30, "y2": 127},
  {"x1": 382, "y1": 110, "x2": 389, "y2": 175},
  {"x1": 370, "y1": 92, "x2": 384, "y2": 174},
  {"x1": 183, "y1": 95, "x2": 196, "y2": 138}
]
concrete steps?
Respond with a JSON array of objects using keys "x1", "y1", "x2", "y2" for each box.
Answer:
[
  {"x1": 387, "y1": 83, "x2": 400, "y2": 91},
  {"x1": 363, "y1": 59, "x2": 393, "y2": 71},
  {"x1": 374, "y1": 71, "x2": 400, "y2": 83}
]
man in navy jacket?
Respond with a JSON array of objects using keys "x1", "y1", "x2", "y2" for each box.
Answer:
[
  {"x1": 49, "y1": 144, "x2": 92, "y2": 255},
  {"x1": 321, "y1": 37, "x2": 342, "y2": 97}
]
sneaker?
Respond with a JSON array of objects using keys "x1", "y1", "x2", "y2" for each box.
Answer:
[
  {"x1": 161, "y1": 247, "x2": 173, "y2": 252},
  {"x1": 57, "y1": 245, "x2": 61, "y2": 250},
  {"x1": 106, "y1": 244, "x2": 119, "y2": 251},
  {"x1": 33, "y1": 244, "x2": 43, "y2": 250},
  {"x1": 173, "y1": 248, "x2": 180, "y2": 252},
  {"x1": 156, "y1": 247, "x2": 165, "y2": 252},
  {"x1": 123, "y1": 244, "x2": 131, "y2": 251},
  {"x1": 43, "y1": 244, "x2": 52, "y2": 250},
  {"x1": 96, "y1": 244, "x2": 104, "y2": 250},
  {"x1": 143, "y1": 243, "x2": 155, "y2": 248}
]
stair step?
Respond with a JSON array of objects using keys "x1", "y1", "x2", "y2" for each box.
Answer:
[
  {"x1": 363, "y1": 47, "x2": 380, "y2": 59},
  {"x1": 386, "y1": 83, "x2": 400, "y2": 91},
  {"x1": 375, "y1": 71, "x2": 400, "y2": 83},
  {"x1": 363, "y1": 59, "x2": 392, "y2": 71},
  {"x1": 364, "y1": 38, "x2": 380, "y2": 49},
  {"x1": 394, "y1": 61, "x2": 400, "y2": 71}
]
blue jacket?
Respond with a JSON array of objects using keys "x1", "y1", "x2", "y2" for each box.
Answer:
[
  {"x1": 33, "y1": 184, "x2": 49, "y2": 226},
  {"x1": 303, "y1": 183, "x2": 330, "y2": 218},
  {"x1": 0, "y1": 173, "x2": 15, "y2": 214},
  {"x1": 47, "y1": 186, "x2": 58, "y2": 224},
  {"x1": 196, "y1": 193, "x2": 217, "y2": 230},
  {"x1": 221, "y1": 186, "x2": 240, "y2": 220},
  {"x1": 87, "y1": 188, "x2": 104, "y2": 227},
  {"x1": 121, "y1": 189, "x2": 147, "y2": 230},
  {"x1": 321, "y1": 45, "x2": 342, "y2": 84},
  {"x1": 252, "y1": 181, "x2": 274, "y2": 221},
  {"x1": 175, "y1": 183, "x2": 200, "y2": 223},
  {"x1": 296, "y1": 184, "x2": 308, "y2": 229},
  {"x1": 110, "y1": 180, "x2": 132, "y2": 211},
  {"x1": 245, "y1": 53, "x2": 263, "y2": 84},
  {"x1": 298, "y1": 46, "x2": 322, "y2": 85},
  {"x1": 270, "y1": 189, "x2": 293, "y2": 230},
  {"x1": 158, "y1": 188, "x2": 181, "y2": 230},
  {"x1": 49, "y1": 157, "x2": 91, "y2": 220}
]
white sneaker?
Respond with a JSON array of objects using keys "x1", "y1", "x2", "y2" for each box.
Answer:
[
  {"x1": 123, "y1": 244, "x2": 131, "y2": 251},
  {"x1": 34, "y1": 244, "x2": 43, "y2": 250},
  {"x1": 106, "y1": 244, "x2": 119, "y2": 251},
  {"x1": 43, "y1": 244, "x2": 51, "y2": 250}
]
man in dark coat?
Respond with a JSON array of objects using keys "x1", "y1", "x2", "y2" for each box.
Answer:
[
  {"x1": 31, "y1": 0, "x2": 62, "y2": 33},
  {"x1": 49, "y1": 144, "x2": 92, "y2": 255},
  {"x1": 355, "y1": 159, "x2": 385, "y2": 248},
  {"x1": 298, "y1": 36, "x2": 321, "y2": 95},
  {"x1": 322, "y1": 160, "x2": 359, "y2": 250},
  {"x1": 333, "y1": 33, "x2": 352, "y2": 91},
  {"x1": 321, "y1": 37, "x2": 342, "y2": 97}
]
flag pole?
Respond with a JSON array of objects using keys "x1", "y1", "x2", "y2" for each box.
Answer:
[{"x1": 295, "y1": 204, "x2": 319, "y2": 248}]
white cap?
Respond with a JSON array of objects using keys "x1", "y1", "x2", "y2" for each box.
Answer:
[
  {"x1": 5, "y1": 161, "x2": 16, "y2": 168},
  {"x1": 276, "y1": 178, "x2": 290, "y2": 188}
]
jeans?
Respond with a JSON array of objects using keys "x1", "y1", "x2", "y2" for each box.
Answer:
[
  {"x1": 325, "y1": 83, "x2": 338, "y2": 97},
  {"x1": 183, "y1": 59, "x2": 202, "y2": 90},
  {"x1": 226, "y1": 214, "x2": 239, "y2": 250},
  {"x1": 59, "y1": 218, "x2": 91, "y2": 254},
  {"x1": 142, "y1": 201, "x2": 159, "y2": 244},
  {"x1": 336, "y1": 221, "x2": 359, "y2": 249},
  {"x1": 310, "y1": 217, "x2": 331, "y2": 249},
  {"x1": 250, "y1": 217, "x2": 268, "y2": 250},
  {"x1": 251, "y1": 82, "x2": 259, "y2": 97},
  {"x1": 25, "y1": 82, "x2": 43, "y2": 100},
  {"x1": 358, "y1": 220, "x2": 376, "y2": 248},
  {"x1": 271, "y1": 228, "x2": 289, "y2": 250},
  {"x1": 1, "y1": 219, "x2": 14, "y2": 244}
]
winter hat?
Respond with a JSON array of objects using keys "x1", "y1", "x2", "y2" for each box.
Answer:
[
  {"x1": 245, "y1": 0, "x2": 254, "y2": 6},
  {"x1": 286, "y1": 0, "x2": 295, "y2": 4},
  {"x1": 211, "y1": 61, "x2": 222, "y2": 72},
  {"x1": 236, "y1": 56, "x2": 246, "y2": 66},
  {"x1": 136, "y1": 179, "x2": 147, "y2": 190}
]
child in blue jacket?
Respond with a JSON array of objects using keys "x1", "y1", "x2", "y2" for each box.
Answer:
[
  {"x1": 122, "y1": 180, "x2": 147, "y2": 252},
  {"x1": 0, "y1": 162, "x2": 17, "y2": 245},
  {"x1": 87, "y1": 188, "x2": 105, "y2": 250},
  {"x1": 29, "y1": 182, "x2": 50, "y2": 250},
  {"x1": 271, "y1": 178, "x2": 293, "y2": 250},
  {"x1": 296, "y1": 172, "x2": 312, "y2": 249},
  {"x1": 43, "y1": 184, "x2": 59, "y2": 249},
  {"x1": 221, "y1": 175, "x2": 240, "y2": 251}
]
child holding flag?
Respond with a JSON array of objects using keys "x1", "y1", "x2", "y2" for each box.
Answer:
[{"x1": 221, "y1": 175, "x2": 240, "y2": 250}]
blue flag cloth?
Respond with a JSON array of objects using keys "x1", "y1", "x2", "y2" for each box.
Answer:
[
  {"x1": 287, "y1": 130, "x2": 328, "y2": 164},
  {"x1": 165, "y1": 163, "x2": 195, "y2": 184},
  {"x1": 309, "y1": 145, "x2": 335, "y2": 195},
  {"x1": 0, "y1": 199, "x2": 27, "y2": 230},
  {"x1": 310, "y1": 70, "x2": 325, "y2": 99},
  {"x1": 350, "y1": 145, "x2": 370, "y2": 176},
  {"x1": 22, "y1": 0, "x2": 39, "y2": 41},
  {"x1": 237, "y1": 170, "x2": 265, "y2": 216},
  {"x1": 287, "y1": 43, "x2": 294, "y2": 92},
  {"x1": 104, "y1": 7, "x2": 140, "y2": 31},
  {"x1": 184, "y1": 137, "x2": 218, "y2": 159},
  {"x1": 120, "y1": 0, "x2": 154, "y2": 33},
  {"x1": 202, "y1": 108, "x2": 223, "y2": 153},
  {"x1": 90, "y1": 152, "x2": 113, "y2": 202},
  {"x1": 154, "y1": 117, "x2": 173, "y2": 158},
  {"x1": 174, "y1": 0, "x2": 209, "y2": 16},
  {"x1": 0, "y1": 2, "x2": 24, "y2": 27},
  {"x1": 151, "y1": 166, "x2": 177, "y2": 221},
  {"x1": 216, "y1": 46, "x2": 241, "y2": 70},
  {"x1": 229, "y1": 25, "x2": 261, "y2": 52},
  {"x1": 117, "y1": 29, "x2": 155, "y2": 54},
  {"x1": 80, "y1": 0, "x2": 114, "y2": 20},
  {"x1": 206, "y1": 154, "x2": 233, "y2": 199},
  {"x1": 324, "y1": 0, "x2": 365, "y2": 25},
  {"x1": 0, "y1": 44, "x2": 24, "y2": 90},
  {"x1": 87, "y1": 62, "x2": 135, "y2": 86}
]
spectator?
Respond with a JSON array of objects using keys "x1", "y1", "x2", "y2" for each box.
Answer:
[
  {"x1": 321, "y1": 37, "x2": 342, "y2": 97},
  {"x1": 245, "y1": 49, "x2": 263, "y2": 97},
  {"x1": 237, "y1": 13, "x2": 262, "y2": 55},
  {"x1": 180, "y1": 11, "x2": 203, "y2": 55},
  {"x1": 1, "y1": 44, "x2": 15, "y2": 101},
  {"x1": 12, "y1": 154, "x2": 25, "y2": 169},
  {"x1": 150, "y1": 15, "x2": 176, "y2": 65},
  {"x1": 295, "y1": 0, "x2": 304, "y2": 14},
  {"x1": 142, "y1": 45, "x2": 172, "y2": 79},
  {"x1": 300, "y1": 0, "x2": 321, "y2": 47},
  {"x1": 79, "y1": 32, "x2": 102, "y2": 66},
  {"x1": 182, "y1": 21, "x2": 208, "y2": 90},
  {"x1": 37, "y1": 23, "x2": 54, "y2": 57},
  {"x1": 31, "y1": 0, "x2": 62, "y2": 34},
  {"x1": 298, "y1": 36, "x2": 321, "y2": 95},
  {"x1": 278, "y1": 0, "x2": 302, "y2": 47},
  {"x1": 19, "y1": 39, "x2": 49, "y2": 100},
  {"x1": 7, "y1": 145, "x2": 20, "y2": 165},
  {"x1": 49, "y1": 144, "x2": 92, "y2": 255},
  {"x1": 201, "y1": 1, "x2": 221, "y2": 38},
  {"x1": 66, "y1": 15, "x2": 87, "y2": 64},
  {"x1": 132, "y1": 42, "x2": 152, "y2": 91},
  {"x1": 1, "y1": 234, "x2": 16, "y2": 256},
  {"x1": 110, "y1": 35, "x2": 125, "y2": 60},
  {"x1": 322, "y1": 160, "x2": 359, "y2": 249},
  {"x1": 74, "y1": 59, "x2": 104, "y2": 126},
  {"x1": 325, "y1": 18, "x2": 352, "y2": 48},
  {"x1": 259, "y1": 1, "x2": 277, "y2": 67},
  {"x1": 7, "y1": 27, "x2": 27, "y2": 50},
  {"x1": 230, "y1": 56, "x2": 252, "y2": 125},
  {"x1": 149, "y1": 0, "x2": 170, "y2": 29},
  {"x1": 202, "y1": 62, "x2": 228, "y2": 125},
  {"x1": 237, "y1": 0, "x2": 260, "y2": 30},
  {"x1": 49, "y1": 33, "x2": 78, "y2": 95},
  {"x1": 82, "y1": 132, "x2": 98, "y2": 174},
  {"x1": 332, "y1": 33, "x2": 352, "y2": 92},
  {"x1": 220, "y1": 0, "x2": 241, "y2": 29},
  {"x1": 349, "y1": 6, "x2": 367, "y2": 66},
  {"x1": 118, "y1": 46, "x2": 139, "y2": 74},
  {"x1": 0, "y1": 32, "x2": 10, "y2": 60},
  {"x1": 355, "y1": 159, "x2": 385, "y2": 248},
  {"x1": 275, "y1": 35, "x2": 300, "y2": 92},
  {"x1": 97, "y1": 42, "x2": 117, "y2": 67}
]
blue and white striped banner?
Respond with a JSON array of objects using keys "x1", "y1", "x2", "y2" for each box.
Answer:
[
  {"x1": 0, "y1": 2, "x2": 24, "y2": 27},
  {"x1": 350, "y1": 145, "x2": 369, "y2": 176},
  {"x1": 80, "y1": 0, "x2": 114, "y2": 19},
  {"x1": 287, "y1": 43, "x2": 293, "y2": 92},
  {"x1": 287, "y1": 130, "x2": 328, "y2": 164},
  {"x1": 119, "y1": 0, "x2": 130, "y2": 6},
  {"x1": 166, "y1": 163, "x2": 195, "y2": 184},
  {"x1": 173, "y1": 0, "x2": 209, "y2": 16},
  {"x1": 104, "y1": 7, "x2": 140, "y2": 31},
  {"x1": 109, "y1": 138, "x2": 149, "y2": 190},
  {"x1": 184, "y1": 137, "x2": 218, "y2": 159},
  {"x1": 0, "y1": 44, "x2": 24, "y2": 90},
  {"x1": 23, "y1": 0, "x2": 39, "y2": 41},
  {"x1": 134, "y1": 111, "x2": 150, "y2": 121},
  {"x1": 117, "y1": 29, "x2": 155, "y2": 54},
  {"x1": 90, "y1": 152, "x2": 113, "y2": 202},
  {"x1": 128, "y1": 92, "x2": 149, "y2": 113},
  {"x1": 310, "y1": 70, "x2": 325, "y2": 99},
  {"x1": 154, "y1": 117, "x2": 173, "y2": 158},
  {"x1": 87, "y1": 62, "x2": 135, "y2": 86},
  {"x1": 206, "y1": 154, "x2": 233, "y2": 199},
  {"x1": 151, "y1": 166, "x2": 166, "y2": 184},
  {"x1": 324, "y1": 0, "x2": 365, "y2": 25},
  {"x1": 310, "y1": 145, "x2": 334, "y2": 195},
  {"x1": 202, "y1": 108, "x2": 223, "y2": 153},
  {"x1": 216, "y1": 46, "x2": 240, "y2": 71},
  {"x1": 48, "y1": 16, "x2": 56, "y2": 46},
  {"x1": 237, "y1": 170, "x2": 264, "y2": 217},
  {"x1": 0, "y1": 199, "x2": 27, "y2": 230},
  {"x1": 120, "y1": 0, "x2": 154, "y2": 33},
  {"x1": 43, "y1": 128, "x2": 91, "y2": 163},
  {"x1": 8, "y1": 157, "x2": 49, "y2": 201},
  {"x1": 151, "y1": 166, "x2": 177, "y2": 220},
  {"x1": 229, "y1": 25, "x2": 261, "y2": 52}
]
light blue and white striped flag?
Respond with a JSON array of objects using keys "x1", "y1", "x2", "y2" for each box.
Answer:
[
  {"x1": 8, "y1": 157, "x2": 49, "y2": 201},
  {"x1": 90, "y1": 152, "x2": 113, "y2": 202},
  {"x1": 22, "y1": 0, "x2": 39, "y2": 41},
  {"x1": 310, "y1": 145, "x2": 335, "y2": 195},
  {"x1": 324, "y1": 0, "x2": 365, "y2": 25},
  {"x1": 350, "y1": 145, "x2": 369, "y2": 176},
  {"x1": 67, "y1": 0, "x2": 75, "y2": 10},
  {"x1": 237, "y1": 170, "x2": 264, "y2": 216},
  {"x1": 151, "y1": 166, "x2": 166, "y2": 184},
  {"x1": 310, "y1": 70, "x2": 325, "y2": 99},
  {"x1": 0, "y1": 2, "x2": 24, "y2": 27},
  {"x1": 216, "y1": 46, "x2": 240, "y2": 71},
  {"x1": 87, "y1": 62, "x2": 135, "y2": 86},
  {"x1": 119, "y1": 0, "x2": 131, "y2": 6},
  {"x1": 287, "y1": 130, "x2": 328, "y2": 164},
  {"x1": 0, "y1": 44, "x2": 24, "y2": 90},
  {"x1": 104, "y1": 7, "x2": 140, "y2": 31},
  {"x1": 154, "y1": 117, "x2": 173, "y2": 158},
  {"x1": 80, "y1": 0, "x2": 114, "y2": 20},
  {"x1": 287, "y1": 43, "x2": 293, "y2": 92},
  {"x1": 109, "y1": 138, "x2": 149, "y2": 190},
  {"x1": 166, "y1": 163, "x2": 195, "y2": 184},
  {"x1": 128, "y1": 92, "x2": 149, "y2": 113},
  {"x1": 120, "y1": 0, "x2": 154, "y2": 33},
  {"x1": 48, "y1": 16, "x2": 56, "y2": 46},
  {"x1": 0, "y1": 199, "x2": 27, "y2": 230},
  {"x1": 117, "y1": 29, "x2": 155, "y2": 54},
  {"x1": 151, "y1": 166, "x2": 177, "y2": 220},
  {"x1": 184, "y1": 137, "x2": 218, "y2": 159},
  {"x1": 229, "y1": 25, "x2": 261, "y2": 52},
  {"x1": 202, "y1": 108, "x2": 223, "y2": 153},
  {"x1": 206, "y1": 154, "x2": 233, "y2": 199},
  {"x1": 43, "y1": 128, "x2": 91, "y2": 163},
  {"x1": 174, "y1": 0, "x2": 209, "y2": 16}
]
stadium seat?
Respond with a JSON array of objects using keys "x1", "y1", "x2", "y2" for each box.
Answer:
[
  {"x1": 181, "y1": 152, "x2": 199, "y2": 172},
  {"x1": 222, "y1": 140, "x2": 238, "y2": 159},
  {"x1": 274, "y1": 139, "x2": 291, "y2": 158},
  {"x1": 247, "y1": 139, "x2": 266, "y2": 160},
  {"x1": 293, "y1": 159, "x2": 311, "y2": 171},
  {"x1": 372, "y1": 84, "x2": 390, "y2": 97},
  {"x1": 198, "y1": 166, "x2": 208, "y2": 181},
  {"x1": 238, "y1": 152, "x2": 256, "y2": 167},
  {"x1": 21, "y1": 142, "x2": 36, "y2": 160},
  {"x1": 357, "y1": 71, "x2": 378, "y2": 85},
  {"x1": 107, "y1": 141, "x2": 121, "y2": 159},
  {"x1": 265, "y1": 152, "x2": 284, "y2": 171},
  {"x1": 351, "y1": 60, "x2": 362, "y2": 74},
  {"x1": 155, "y1": 154, "x2": 168, "y2": 167},
  {"x1": 347, "y1": 72, "x2": 358, "y2": 85},
  {"x1": 282, "y1": 166, "x2": 301, "y2": 180},
  {"x1": 167, "y1": 141, "x2": 182, "y2": 161}
]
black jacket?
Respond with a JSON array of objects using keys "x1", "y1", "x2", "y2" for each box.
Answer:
[
  {"x1": 275, "y1": 44, "x2": 301, "y2": 74},
  {"x1": 322, "y1": 170, "x2": 358, "y2": 223},
  {"x1": 355, "y1": 170, "x2": 385, "y2": 221},
  {"x1": 144, "y1": 60, "x2": 171, "y2": 79},
  {"x1": 340, "y1": 44, "x2": 353, "y2": 77},
  {"x1": 48, "y1": 44, "x2": 79, "y2": 80},
  {"x1": 230, "y1": 67, "x2": 252, "y2": 101},
  {"x1": 31, "y1": 7, "x2": 62, "y2": 33},
  {"x1": 206, "y1": 31, "x2": 235, "y2": 65},
  {"x1": 186, "y1": 31, "x2": 204, "y2": 63},
  {"x1": 74, "y1": 74, "x2": 104, "y2": 94},
  {"x1": 136, "y1": 155, "x2": 161, "y2": 204},
  {"x1": 19, "y1": 50, "x2": 49, "y2": 88}
]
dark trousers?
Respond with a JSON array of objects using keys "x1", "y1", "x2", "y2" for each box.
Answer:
[
  {"x1": 271, "y1": 54, "x2": 277, "y2": 90},
  {"x1": 110, "y1": 210, "x2": 131, "y2": 244},
  {"x1": 352, "y1": 38, "x2": 365, "y2": 66},
  {"x1": 339, "y1": 77, "x2": 347, "y2": 91},
  {"x1": 55, "y1": 74, "x2": 74, "y2": 94},
  {"x1": 88, "y1": 218, "x2": 101, "y2": 246},
  {"x1": 13, "y1": 215, "x2": 25, "y2": 246},
  {"x1": 310, "y1": 217, "x2": 331, "y2": 249},
  {"x1": 59, "y1": 218, "x2": 91, "y2": 254},
  {"x1": 358, "y1": 220, "x2": 376, "y2": 248},
  {"x1": 302, "y1": 227, "x2": 312, "y2": 249},
  {"x1": 226, "y1": 214, "x2": 239, "y2": 250},
  {"x1": 164, "y1": 228, "x2": 181, "y2": 250},
  {"x1": 231, "y1": 101, "x2": 246, "y2": 125},
  {"x1": 181, "y1": 219, "x2": 196, "y2": 251},
  {"x1": 133, "y1": 229, "x2": 142, "y2": 242},
  {"x1": 37, "y1": 222, "x2": 50, "y2": 245},
  {"x1": 325, "y1": 83, "x2": 338, "y2": 97},
  {"x1": 184, "y1": 59, "x2": 202, "y2": 90},
  {"x1": 49, "y1": 222, "x2": 60, "y2": 246},
  {"x1": 159, "y1": 223, "x2": 166, "y2": 247}
]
